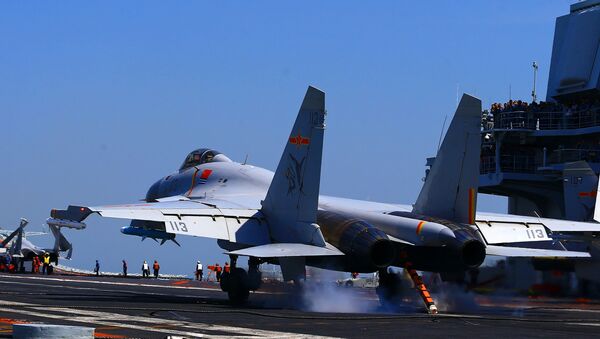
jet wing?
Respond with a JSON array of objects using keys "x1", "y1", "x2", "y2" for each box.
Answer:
[
  {"x1": 476, "y1": 212, "x2": 600, "y2": 233},
  {"x1": 22, "y1": 232, "x2": 47, "y2": 237},
  {"x1": 475, "y1": 177, "x2": 600, "y2": 234},
  {"x1": 50, "y1": 199, "x2": 271, "y2": 247},
  {"x1": 1, "y1": 230, "x2": 47, "y2": 240},
  {"x1": 486, "y1": 245, "x2": 590, "y2": 258}
]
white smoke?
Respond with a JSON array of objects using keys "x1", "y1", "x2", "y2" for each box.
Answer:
[
  {"x1": 300, "y1": 269, "x2": 377, "y2": 313},
  {"x1": 431, "y1": 282, "x2": 480, "y2": 313},
  {"x1": 301, "y1": 283, "x2": 375, "y2": 313},
  {"x1": 260, "y1": 267, "x2": 517, "y2": 315}
]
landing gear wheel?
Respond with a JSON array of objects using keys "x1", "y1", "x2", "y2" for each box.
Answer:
[
  {"x1": 220, "y1": 272, "x2": 231, "y2": 292},
  {"x1": 247, "y1": 257, "x2": 262, "y2": 291},
  {"x1": 227, "y1": 268, "x2": 250, "y2": 304},
  {"x1": 376, "y1": 268, "x2": 405, "y2": 309},
  {"x1": 247, "y1": 269, "x2": 262, "y2": 291}
]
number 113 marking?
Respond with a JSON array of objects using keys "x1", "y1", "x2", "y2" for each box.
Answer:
[{"x1": 169, "y1": 221, "x2": 188, "y2": 232}]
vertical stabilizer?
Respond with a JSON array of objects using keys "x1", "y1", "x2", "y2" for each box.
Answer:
[
  {"x1": 49, "y1": 224, "x2": 73, "y2": 259},
  {"x1": 1, "y1": 219, "x2": 28, "y2": 248},
  {"x1": 593, "y1": 169, "x2": 600, "y2": 223},
  {"x1": 563, "y1": 161, "x2": 598, "y2": 221},
  {"x1": 262, "y1": 86, "x2": 327, "y2": 246},
  {"x1": 413, "y1": 94, "x2": 482, "y2": 224}
]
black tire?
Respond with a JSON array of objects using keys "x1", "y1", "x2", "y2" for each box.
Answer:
[
  {"x1": 246, "y1": 269, "x2": 262, "y2": 291},
  {"x1": 345, "y1": 280, "x2": 353, "y2": 288},
  {"x1": 227, "y1": 268, "x2": 250, "y2": 304},
  {"x1": 220, "y1": 271, "x2": 231, "y2": 292},
  {"x1": 376, "y1": 269, "x2": 404, "y2": 307}
]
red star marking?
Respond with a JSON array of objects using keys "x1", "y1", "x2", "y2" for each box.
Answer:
[
  {"x1": 289, "y1": 133, "x2": 310, "y2": 146},
  {"x1": 200, "y1": 169, "x2": 213, "y2": 180}
]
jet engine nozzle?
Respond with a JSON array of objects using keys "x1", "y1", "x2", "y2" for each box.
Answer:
[
  {"x1": 460, "y1": 239, "x2": 486, "y2": 268},
  {"x1": 445, "y1": 228, "x2": 486, "y2": 269},
  {"x1": 317, "y1": 211, "x2": 396, "y2": 272},
  {"x1": 399, "y1": 222, "x2": 486, "y2": 272},
  {"x1": 370, "y1": 238, "x2": 397, "y2": 268}
]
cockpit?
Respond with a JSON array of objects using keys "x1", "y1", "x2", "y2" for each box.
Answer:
[{"x1": 179, "y1": 148, "x2": 232, "y2": 171}]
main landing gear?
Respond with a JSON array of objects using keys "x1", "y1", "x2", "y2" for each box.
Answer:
[
  {"x1": 376, "y1": 266, "x2": 438, "y2": 314},
  {"x1": 376, "y1": 267, "x2": 405, "y2": 308},
  {"x1": 220, "y1": 255, "x2": 262, "y2": 304}
]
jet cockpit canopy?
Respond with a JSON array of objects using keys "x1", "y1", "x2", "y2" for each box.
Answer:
[{"x1": 179, "y1": 149, "x2": 232, "y2": 171}]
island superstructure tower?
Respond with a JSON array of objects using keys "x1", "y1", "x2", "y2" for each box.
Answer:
[{"x1": 479, "y1": 0, "x2": 600, "y2": 221}]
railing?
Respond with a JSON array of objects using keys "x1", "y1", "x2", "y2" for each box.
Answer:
[
  {"x1": 547, "y1": 149, "x2": 600, "y2": 164},
  {"x1": 480, "y1": 155, "x2": 539, "y2": 174},
  {"x1": 480, "y1": 149, "x2": 600, "y2": 174},
  {"x1": 480, "y1": 156, "x2": 496, "y2": 174},
  {"x1": 485, "y1": 107, "x2": 600, "y2": 131},
  {"x1": 499, "y1": 154, "x2": 539, "y2": 173}
]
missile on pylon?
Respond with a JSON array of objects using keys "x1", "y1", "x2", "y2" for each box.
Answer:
[
  {"x1": 46, "y1": 218, "x2": 87, "y2": 230},
  {"x1": 120, "y1": 226, "x2": 180, "y2": 246}
]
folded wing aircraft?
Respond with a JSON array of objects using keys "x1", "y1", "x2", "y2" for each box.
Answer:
[
  {"x1": 1, "y1": 218, "x2": 75, "y2": 264},
  {"x1": 50, "y1": 87, "x2": 598, "y2": 309}
]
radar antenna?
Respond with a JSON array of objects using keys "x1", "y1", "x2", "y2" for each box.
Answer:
[{"x1": 532, "y1": 61, "x2": 539, "y2": 103}]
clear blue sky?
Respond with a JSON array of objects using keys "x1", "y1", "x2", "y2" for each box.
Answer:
[{"x1": 0, "y1": 1, "x2": 573, "y2": 275}]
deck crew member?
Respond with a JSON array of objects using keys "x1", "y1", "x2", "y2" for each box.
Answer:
[
  {"x1": 153, "y1": 260, "x2": 160, "y2": 278},
  {"x1": 142, "y1": 260, "x2": 150, "y2": 278},
  {"x1": 195, "y1": 261, "x2": 203, "y2": 281}
]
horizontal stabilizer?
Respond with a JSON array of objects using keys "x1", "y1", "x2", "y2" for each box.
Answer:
[
  {"x1": 226, "y1": 243, "x2": 343, "y2": 258},
  {"x1": 486, "y1": 245, "x2": 590, "y2": 258}
]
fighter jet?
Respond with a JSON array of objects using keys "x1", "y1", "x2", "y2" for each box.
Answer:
[
  {"x1": 50, "y1": 86, "x2": 596, "y2": 310},
  {"x1": 0, "y1": 217, "x2": 79, "y2": 271},
  {"x1": 1, "y1": 219, "x2": 46, "y2": 260}
]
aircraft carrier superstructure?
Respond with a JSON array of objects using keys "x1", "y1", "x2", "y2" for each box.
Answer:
[{"x1": 479, "y1": 0, "x2": 600, "y2": 221}]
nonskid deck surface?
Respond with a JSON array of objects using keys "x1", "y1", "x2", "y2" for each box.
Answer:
[{"x1": 0, "y1": 273, "x2": 599, "y2": 338}]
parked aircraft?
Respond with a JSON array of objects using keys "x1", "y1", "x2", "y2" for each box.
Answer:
[
  {"x1": 0, "y1": 217, "x2": 83, "y2": 270},
  {"x1": 1, "y1": 219, "x2": 47, "y2": 260},
  {"x1": 49, "y1": 87, "x2": 598, "y2": 311}
]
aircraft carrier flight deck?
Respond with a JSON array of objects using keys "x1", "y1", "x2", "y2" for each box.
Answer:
[
  {"x1": 3, "y1": 0, "x2": 600, "y2": 338},
  {"x1": 0, "y1": 273, "x2": 599, "y2": 338}
]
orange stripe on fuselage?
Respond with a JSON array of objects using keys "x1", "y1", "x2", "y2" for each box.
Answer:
[
  {"x1": 186, "y1": 168, "x2": 199, "y2": 197},
  {"x1": 468, "y1": 188, "x2": 476, "y2": 225},
  {"x1": 416, "y1": 221, "x2": 426, "y2": 235}
]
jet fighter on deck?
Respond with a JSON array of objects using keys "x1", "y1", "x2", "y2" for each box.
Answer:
[
  {"x1": 50, "y1": 87, "x2": 598, "y2": 311},
  {"x1": 0, "y1": 217, "x2": 83, "y2": 271},
  {"x1": 1, "y1": 219, "x2": 46, "y2": 260}
]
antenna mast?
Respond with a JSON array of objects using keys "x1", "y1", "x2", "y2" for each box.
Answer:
[{"x1": 532, "y1": 61, "x2": 538, "y2": 103}]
